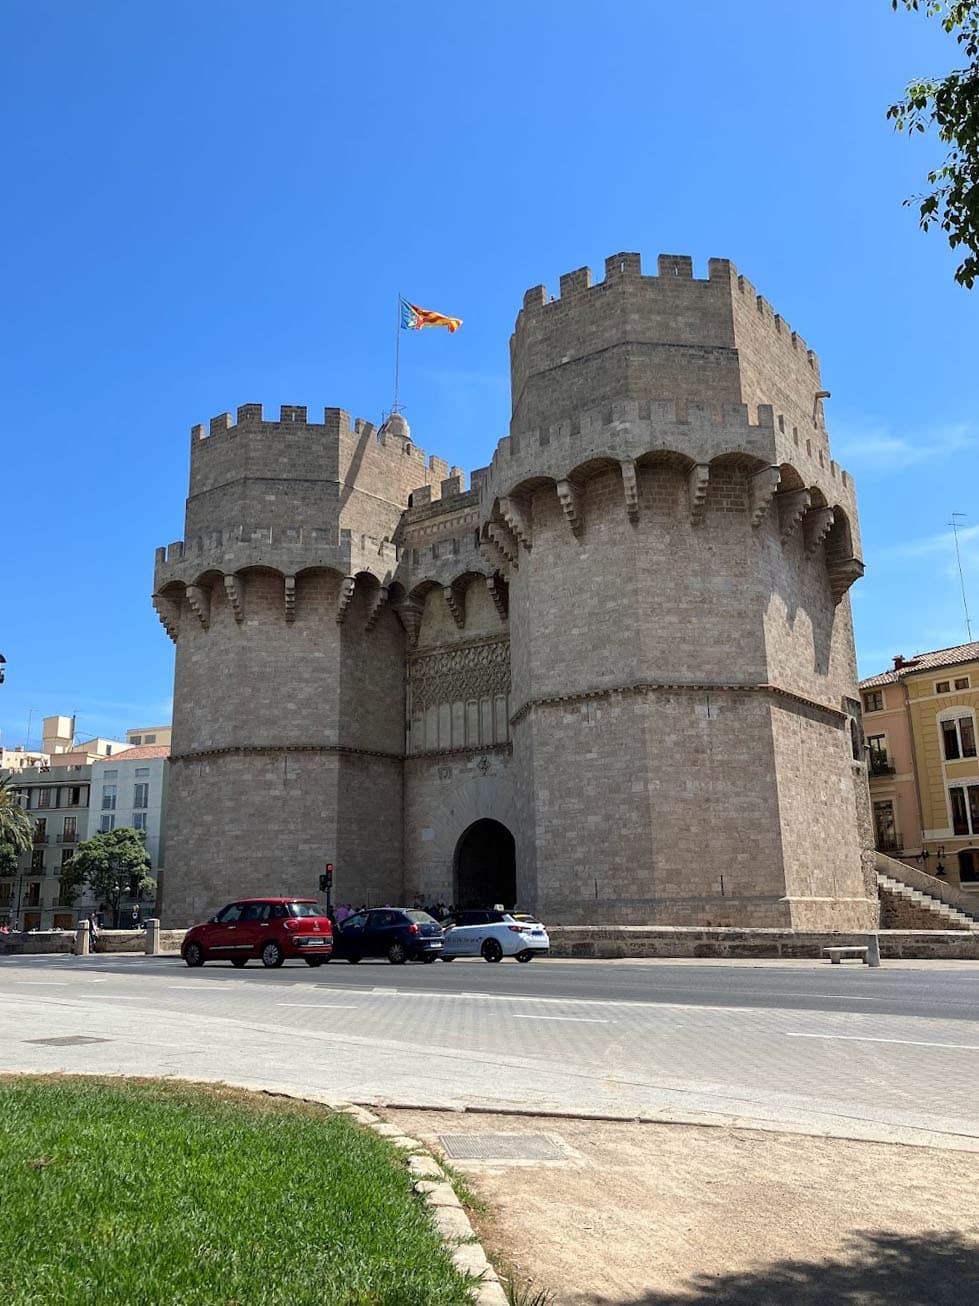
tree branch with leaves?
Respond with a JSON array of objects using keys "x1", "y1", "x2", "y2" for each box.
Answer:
[
  {"x1": 60, "y1": 827, "x2": 156, "y2": 927},
  {"x1": 0, "y1": 776, "x2": 34, "y2": 854},
  {"x1": 888, "y1": 1, "x2": 979, "y2": 287}
]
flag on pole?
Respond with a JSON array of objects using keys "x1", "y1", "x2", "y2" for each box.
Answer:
[{"x1": 400, "y1": 298, "x2": 462, "y2": 333}]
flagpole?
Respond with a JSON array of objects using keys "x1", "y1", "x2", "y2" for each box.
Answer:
[{"x1": 393, "y1": 293, "x2": 402, "y2": 415}]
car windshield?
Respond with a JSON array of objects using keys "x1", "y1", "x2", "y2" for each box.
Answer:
[
  {"x1": 405, "y1": 911, "x2": 439, "y2": 924},
  {"x1": 287, "y1": 902, "x2": 324, "y2": 918}
]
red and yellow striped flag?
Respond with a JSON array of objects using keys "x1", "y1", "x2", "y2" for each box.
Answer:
[{"x1": 400, "y1": 299, "x2": 462, "y2": 333}]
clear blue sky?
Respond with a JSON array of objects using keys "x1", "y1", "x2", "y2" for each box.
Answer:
[{"x1": 1, "y1": 1, "x2": 976, "y2": 749}]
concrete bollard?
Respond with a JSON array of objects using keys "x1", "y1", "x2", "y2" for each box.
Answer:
[
  {"x1": 75, "y1": 919, "x2": 90, "y2": 956},
  {"x1": 866, "y1": 933, "x2": 881, "y2": 967},
  {"x1": 144, "y1": 918, "x2": 161, "y2": 956}
]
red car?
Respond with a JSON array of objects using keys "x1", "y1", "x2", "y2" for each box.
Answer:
[{"x1": 181, "y1": 898, "x2": 333, "y2": 969}]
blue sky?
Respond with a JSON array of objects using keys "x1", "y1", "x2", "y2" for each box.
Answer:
[{"x1": 1, "y1": 1, "x2": 976, "y2": 749}]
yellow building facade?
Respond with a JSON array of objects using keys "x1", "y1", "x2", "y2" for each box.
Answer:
[{"x1": 862, "y1": 642, "x2": 979, "y2": 893}]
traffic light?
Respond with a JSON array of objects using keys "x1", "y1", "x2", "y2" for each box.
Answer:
[{"x1": 318, "y1": 863, "x2": 334, "y2": 892}]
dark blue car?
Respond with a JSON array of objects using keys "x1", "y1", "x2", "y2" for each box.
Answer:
[{"x1": 329, "y1": 908, "x2": 444, "y2": 964}]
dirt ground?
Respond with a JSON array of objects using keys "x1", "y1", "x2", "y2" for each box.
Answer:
[{"x1": 381, "y1": 1109, "x2": 979, "y2": 1305}]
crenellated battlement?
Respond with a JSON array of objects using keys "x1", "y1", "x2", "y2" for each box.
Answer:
[
  {"x1": 511, "y1": 252, "x2": 827, "y2": 446},
  {"x1": 515, "y1": 252, "x2": 817, "y2": 368},
  {"x1": 190, "y1": 403, "x2": 436, "y2": 467},
  {"x1": 154, "y1": 524, "x2": 402, "y2": 590}
]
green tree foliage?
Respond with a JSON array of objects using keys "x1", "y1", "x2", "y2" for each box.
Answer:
[
  {"x1": 0, "y1": 843, "x2": 18, "y2": 877},
  {"x1": 0, "y1": 776, "x2": 34, "y2": 854},
  {"x1": 60, "y1": 827, "x2": 156, "y2": 926},
  {"x1": 888, "y1": 1, "x2": 979, "y2": 287}
]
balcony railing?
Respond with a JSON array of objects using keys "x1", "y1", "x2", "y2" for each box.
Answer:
[
  {"x1": 870, "y1": 761, "x2": 896, "y2": 777},
  {"x1": 32, "y1": 831, "x2": 47, "y2": 845},
  {"x1": 57, "y1": 832, "x2": 77, "y2": 844},
  {"x1": 876, "y1": 832, "x2": 903, "y2": 852}
]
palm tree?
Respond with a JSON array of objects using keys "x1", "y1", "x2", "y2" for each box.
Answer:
[{"x1": 0, "y1": 776, "x2": 34, "y2": 853}]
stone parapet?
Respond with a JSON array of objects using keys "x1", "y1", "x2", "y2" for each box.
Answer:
[{"x1": 546, "y1": 926, "x2": 979, "y2": 960}]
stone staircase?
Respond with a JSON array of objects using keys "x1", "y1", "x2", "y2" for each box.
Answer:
[{"x1": 877, "y1": 870, "x2": 979, "y2": 932}]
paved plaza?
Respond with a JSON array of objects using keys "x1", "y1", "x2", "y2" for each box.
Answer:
[{"x1": 2, "y1": 954, "x2": 979, "y2": 1148}]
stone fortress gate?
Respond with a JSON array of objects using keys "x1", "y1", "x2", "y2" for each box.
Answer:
[{"x1": 154, "y1": 252, "x2": 876, "y2": 930}]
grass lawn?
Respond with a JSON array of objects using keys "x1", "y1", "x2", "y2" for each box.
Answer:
[{"x1": 0, "y1": 1076, "x2": 477, "y2": 1306}]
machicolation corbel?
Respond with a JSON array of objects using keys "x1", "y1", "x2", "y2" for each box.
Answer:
[
  {"x1": 486, "y1": 522, "x2": 518, "y2": 566},
  {"x1": 499, "y1": 496, "x2": 532, "y2": 552},
  {"x1": 749, "y1": 466, "x2": 781, "y2": 528},
  {"x1": 481, "y1": 534, "x2": 512, "y2": 577},
  {"x1": 365, "y1": 586, "x2": 389, "y2": 632},
  {"x1": 443, "y1": 585, "x2": 465, "y2": 629},
  {"x1": 804, "y1": 507, "x2": 835, "y2": 556},
  {"x1": 486, "y1": 575, "x2": 509, "y2": 622},
  {"x1": 556, "y1": 480, "x2": 583, "y2": 537},
  {"x1": 778, "y1": 490, "x2": 812, "y2": 543},
  {"x1": 224, "y1": 575, "x2": 244, "y2": 624},
  {"x1": 152, "y1": 594, "x2": 179, "y2": 643},
  {"x1": 336, "y1": 577, "x2": 356, "y2": 624},
  {"x1": 828, "y1": 557, "x2": 865, "y2": 605},
  {"x1": 620, "y1": 458, "x2": 640, "y2": 524},
  {"x1": 395, "y1": 601, "x2": 423, "y2": 648},
  {"x1": 688, "y1": 465, "x2": 710, "y2": 524},
  {"x1": 185, "y1": 585, "x2": 210, "y2": 630}
]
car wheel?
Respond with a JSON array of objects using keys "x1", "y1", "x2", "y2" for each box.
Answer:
[
  {"x1": 422, "y1": 954, "x2": 437, "y2": 964},
  {"x1": 440, "y1": 955, "x2": 455, "y2": 962},
  {"x1": 261, "y1": 941, "x2": 285, "y2": 969},
  {"x1": 516, "y1": 951, "x2": 535, "y2": 962},
  {"x1": 481, "y1": 939, "x2": 504, "y2": 963},
  {"x1": 231, "y1": 958, "x2": 248, "y2": 968},
  {"x1": 387, "y1": 941, "x2": 407, "y2": 965},
  {"x1": 305, "y1": 957, "x2": 325, "y2": 967},
  {"x1": 184, "y1": 942, "x2": 205, "y2": 968},
  {"x1": 346, "y1": 956, "x2": 360, "y2": 964}
]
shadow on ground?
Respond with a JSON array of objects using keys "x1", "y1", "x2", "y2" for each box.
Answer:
[{"x1": 608, "y1": 1231, "x2": 979, "y2": 1306}]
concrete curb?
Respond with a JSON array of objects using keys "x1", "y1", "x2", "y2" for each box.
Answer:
[
  {"x1": 358, "y1": 1098, "x2": 979, "y2": 1154},
  {"x1": 334, "y1": 1102, "x2": 508, "y2": 1304}
]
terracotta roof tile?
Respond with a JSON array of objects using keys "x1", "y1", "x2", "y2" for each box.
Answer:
[
  {"x1": 97, "y1": 745, "x2": 170, "y2": 761},
  {"x1": 860, "y1": 641, "x2": 979, "y2": 690}
]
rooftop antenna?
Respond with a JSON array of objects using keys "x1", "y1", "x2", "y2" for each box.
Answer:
[{"x1": 949, "y1": 512, "x2": 973, "y2": 641}]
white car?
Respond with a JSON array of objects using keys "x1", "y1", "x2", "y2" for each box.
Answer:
[{"x1": 440, "y1": 909, "x2": 549, "y2": 963}]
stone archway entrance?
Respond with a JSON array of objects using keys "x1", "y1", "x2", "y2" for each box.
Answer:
[{"x1": 454, "y1": 819, "x2": 516, "y2": 910}]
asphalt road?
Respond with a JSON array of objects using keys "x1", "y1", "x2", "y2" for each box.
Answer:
[{"x1": 2, "y1": 953, "x2": 978, "y2": 1147}]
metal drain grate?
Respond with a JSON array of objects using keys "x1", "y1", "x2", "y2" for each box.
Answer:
[
  {"x1": 438, "y1": 1133, "x2": 567, "y2": 1162},
  {"x1": 25, "y1": 1036, "x2": 112, "y2": 1047}
]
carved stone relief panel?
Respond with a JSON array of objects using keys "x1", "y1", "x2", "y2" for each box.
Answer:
[{"x1": 408, "y1": 637, "x2": 511, "y2": 753}]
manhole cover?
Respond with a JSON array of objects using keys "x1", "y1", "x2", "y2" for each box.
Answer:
[
  {"x1": 24, "y1": 1036, "x2": 112, "y2": 1047},
  {"x1": 438, "y1": 1133, "x2": 567, "y2": 1161}
]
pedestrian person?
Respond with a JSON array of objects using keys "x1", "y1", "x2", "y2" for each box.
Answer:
[{"x1": 87, "y1": 911, "x2": 100, "y2": 950}]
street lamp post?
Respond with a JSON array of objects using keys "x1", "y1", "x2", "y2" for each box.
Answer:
[{"x1": 914, "y1": 845, "x2": 947, "y2": 878}]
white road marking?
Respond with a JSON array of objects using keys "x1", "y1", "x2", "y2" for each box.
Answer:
[
  {"x1": 512, "y1": 1014, "x2": 609, "y2": 1023},
  {"x1": 7, "y1": 981, "x2": 70, "y2": 986},
  {"x1": 787, "y1": 1033, "x2": 979, "y2": 1052},
  {"x1": 277, "y1": 1003, "x2": 359, "y2": 1009}
]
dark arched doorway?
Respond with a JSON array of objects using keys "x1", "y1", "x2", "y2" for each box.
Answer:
[{"x1": 454, "y1": 820, "x2": 516, "y2": 910}]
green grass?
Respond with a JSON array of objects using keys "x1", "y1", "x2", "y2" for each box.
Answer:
[{"x1": 0, "y1": 1077, "x2": 476, "y2": 1306}]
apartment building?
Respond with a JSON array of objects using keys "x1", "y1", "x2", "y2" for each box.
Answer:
[
  {"x1": 861, "y1": 642, "x2": 979, "y2": 892},
  {"x1": 0, "y1": 763, "x2": 93, "y2": 930},
  {"x1": 90, "y1": 745, "x2": 169, "y2": 876},
  {"x1": 1, "y1": 744, "x2": 169, "y2": 930}
]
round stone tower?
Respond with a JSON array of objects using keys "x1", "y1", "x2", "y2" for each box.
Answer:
[
  {"x1": 479, "y1": 252, "x2": 874, "y2": 929},
  {"x1": 153, "y1": 404, "x2": 445, "y2": 925}
]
